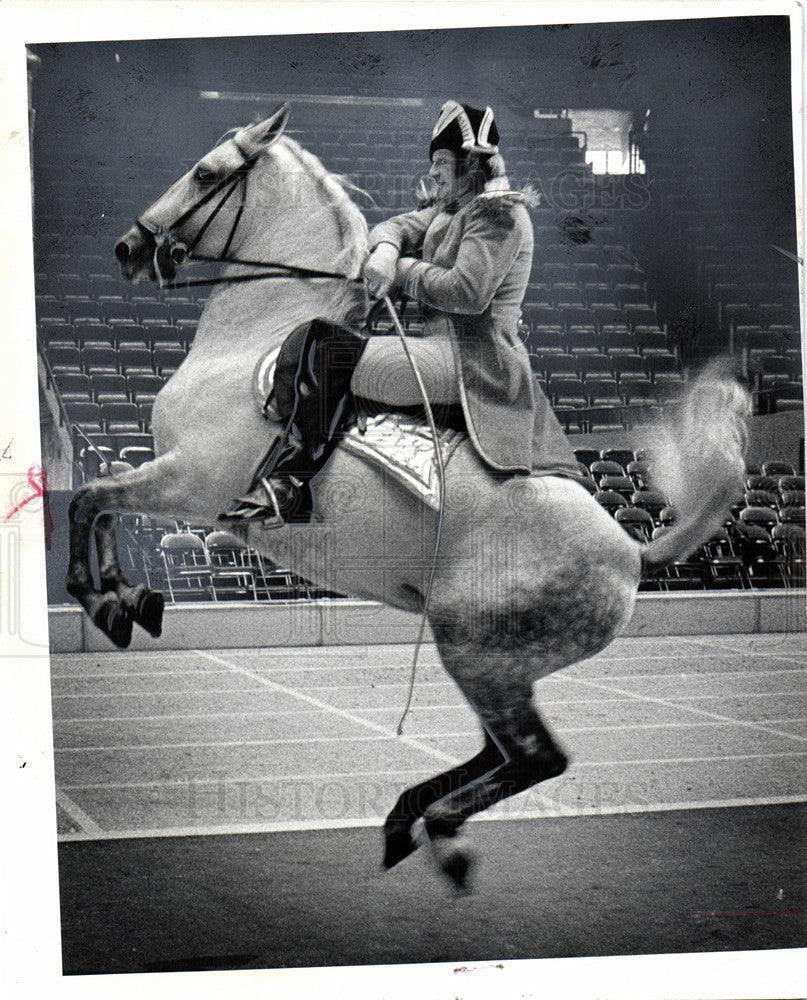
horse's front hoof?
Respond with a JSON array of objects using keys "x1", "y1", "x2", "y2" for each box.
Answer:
[
  {"x1": 382, "y1": 822, "x2": 418, "y2": 870},
  {"x1": 135, "y1": 590, "x2": 165, "y2": 638},
  {"x1": 99, "y1": 603, "x2": 133, "y2": 649}
]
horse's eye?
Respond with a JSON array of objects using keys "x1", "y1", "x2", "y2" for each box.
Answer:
[{"x1": 195, "y1": 166, "x2": 218, "y2": 185}]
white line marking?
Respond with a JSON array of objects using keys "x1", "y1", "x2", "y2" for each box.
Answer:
[
  {"x1": 51, "y1": 679, "x2": 460, "y2": 693},
  {"x1": 50, "y1": 687, "x2": 807, "y2": 704},
  {"x1": 51, "y1": 669, "x2": 234, "y2": 680},
  {"x1": 58, "y1": 769, "x2": 437, "y2": 791},
  {"x1": 54, "y1": 709, "x2": 355, "y2": 723},
  {"x1": 55, "y1": 794, "x2": 807, "y2": 842},
  {"x1": 56, "y1": 735, "x2": 409, "y2": 752},
  {"x1": 50, "y1": 717, "x2": 807, "y2": 752},
  {"x1": 676, "y1": 635, "x2": 807, "y2": 661},
  {"x1": 49, "y1": 694, "x2": 807, "y2": 725},
  {"x1": 50, "y1": 688, "x2": 274, "y2": 699},
  {"x1": 196, "y1": 650, "x2": 460, "y2": 767},
  {"x1": 566, "y1": 674, "x2": 807, "y2": 742},
  {"x1": 49, "y1": 661, "x2": 807, "y2": 681},
  {"x1": 55, "y1": 788, "x2": 104, "y2": 835},
  {"x1": 189, "y1": 651, "x2": 562, "y2": 817},
  {"x1": 49, "y1": 666, "x2": 807, "y2": 694},
  {"x1": 57, "y1": 750, "x2": 807, "y2": 792},
  {"x1": 561, "y1": 668, "x2": 807, "y2": 681}
]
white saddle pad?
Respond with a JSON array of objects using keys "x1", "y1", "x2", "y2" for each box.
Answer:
[
  {"x1": 253, "y1": 346, "x2": 465, "y2": 510},
  {"x1": 340, "y1": 414, "x2": 465, "y2": 511}
]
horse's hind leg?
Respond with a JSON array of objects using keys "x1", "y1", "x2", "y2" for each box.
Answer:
[
  {"x1": 94, "y1": 513, "x2": 165, "y2": 638},
  {"x1": 382, "y1": 638, "x2": 569, "y2": 881},
  {"x1": 412, "y1": 616, "x2": 592, "y2": 889},
  {"x1": 382, "y1": 732, "x2": 500, "y2": 869}
]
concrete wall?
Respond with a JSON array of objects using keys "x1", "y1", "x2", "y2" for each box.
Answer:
[{"x1": 48, "y1": 591, "x2": 806, "y2": 654}]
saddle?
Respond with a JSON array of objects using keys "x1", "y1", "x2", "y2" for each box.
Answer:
[{"x1": 252, "y1": 322, "x2": 467, "y2": 512}]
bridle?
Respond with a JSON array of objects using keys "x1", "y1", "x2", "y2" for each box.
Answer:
[{"x1": 134, "y1": 144, "x2": 360, "y2": 291}]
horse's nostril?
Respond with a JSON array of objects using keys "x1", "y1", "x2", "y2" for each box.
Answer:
[
  {"x1": 170, "y1": 244, "x2": 188, "y2": 265},
  {"x1": 114, "y1": 241, "x2": 131, "y2": 262}
]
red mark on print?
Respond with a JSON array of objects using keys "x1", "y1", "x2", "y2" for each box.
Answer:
[{"x1": 5, "y1": 464, "x2": 54, "y2": 548}]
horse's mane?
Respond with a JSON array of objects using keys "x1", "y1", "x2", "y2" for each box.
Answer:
[{"x1": 279, "y1": 137, "x2": 369, "y2": 280}]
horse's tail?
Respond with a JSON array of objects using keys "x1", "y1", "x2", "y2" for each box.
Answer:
[{"x1": 640, "y1": 356, "x2": 752, "y2": 572}]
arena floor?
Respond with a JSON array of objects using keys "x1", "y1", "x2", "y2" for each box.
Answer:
[{"x1": 52, "y1": 632, "x2": 806, "y2": 974}]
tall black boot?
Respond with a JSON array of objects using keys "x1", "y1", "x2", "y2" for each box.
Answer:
[{"x1": 221, "y1": 318, "x2": 367, "y2": 526}]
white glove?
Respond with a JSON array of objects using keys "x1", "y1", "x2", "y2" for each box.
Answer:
[{"x1": 362, "y1": 242, "x2": 399, "y2": 299}]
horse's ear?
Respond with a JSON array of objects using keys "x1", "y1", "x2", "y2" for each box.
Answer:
[{"x1": 235, "y1": 104, "x2": 291, "y2": 159}]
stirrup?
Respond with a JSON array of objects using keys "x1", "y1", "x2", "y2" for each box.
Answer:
[{"x1": 221, "y1": 476, "x2": 295, "y2": 529}]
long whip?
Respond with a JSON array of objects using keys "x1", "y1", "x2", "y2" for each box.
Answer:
[{"x1": 381, "y1": 294, "x2": 447, "y2": 735}]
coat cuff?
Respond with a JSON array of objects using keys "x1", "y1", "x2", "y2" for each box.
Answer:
[
  {"x1": 368, "y1": 233, "x2": 402, "y2": 253},
  {"x1": 398, "y1": 258, "x2": 426, "y2": 299}
]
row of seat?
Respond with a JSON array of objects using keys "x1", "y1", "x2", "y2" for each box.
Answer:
[
  {"x1": 528, "y1": 323, "x2": 672, "y2": 356},
  {"x1": 718, "y1": 302, "x2": 799, "y2": 332},
  {"x1": 576, "y1": 454, "x2": 804, "y2": 589},
  {"x1": 540, "y1": 376, "x2": 669, "y2": 410},
  {"x1": 525, "y1": 281, "x2": 652, "y2": 309},
  {"x1": 112, "y1": 519, "x2": 320, "y2": 603},
  {"x1": 46, "y1": 342, "x2": 186, "y2": 378},
  {"x1": 156, "y1": 530, "x2": 311, "y2": 603},
  {"x1": 37, "y1": 293, "x2": 202, "y2": 326},
  {"x1": 520, "y1": 301, "x2": 661, "y2": 331},
  {"x1": 40, "y1": 320, "x2": 196, "y2": 350},
  {"x1": 530, "y1": 350, "x2": 681, "y2": 379}
]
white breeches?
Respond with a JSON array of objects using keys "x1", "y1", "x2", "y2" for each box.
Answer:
[{"x1": 351, "y1": 334, "x2": 460, "y2": 406}]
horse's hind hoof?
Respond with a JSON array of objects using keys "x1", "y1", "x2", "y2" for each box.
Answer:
[
  {"x1": 102, "y1": 605, "x2": 133, "y2": 649},
  {"x1": 382, "y1": 822, "x2": 418, "y2": 870},
  {"x1": 134, "y1": 590, "x2": 165, "y2": 638}
]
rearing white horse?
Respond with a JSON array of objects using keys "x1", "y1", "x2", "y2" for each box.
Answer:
[{"x1": 66, "y1": 106, "x2": 750, "y2": 886}]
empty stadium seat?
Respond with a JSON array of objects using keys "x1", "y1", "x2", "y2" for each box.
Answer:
[
  {"x1": 615, "y1": 506, "x2": 655, "y2": 541},
  {"x1": 118, "y1": 446, "x2": 154, "y2": 468},
  {"x1": 159, "y1": 532, "x2": 214, "y2": 602},
  {"x1": 594, "y1": 489, "x2": 628, "y2": 515},
  {"x1": 631, "y1": 490, "x2": 667, "y2": 522},
  {"x1": 590, "y1": 459, "x2": 625, "y2": 483},
  {"x1": 700, "y1": 530, "x2": 748, "y2": 589},
  {"x1": 583, "y1": 406, "x2": 625, "y2": 434},
  {"x1": 54, "y1": 372, "x2": 90, "y2": 401},
  {"x1": 762, "y1": 460, "x2": 795, "y2": 477},
  {"x1": 205, "y1": 531, "x2": 259, "y2": 601},
  {"x1": 576, "y1": 353, "x2": 611, "y2": 377},
  {"x1": 600, "y1": 475, "x2": 635, "y2": 498},
  {"x1": 585, "y1": 378, "x2": 621, "y2": 406}
]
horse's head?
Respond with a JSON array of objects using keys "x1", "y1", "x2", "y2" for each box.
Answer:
[{"x1": 115, "y1": 104, "x2": 368, "y2": 287}]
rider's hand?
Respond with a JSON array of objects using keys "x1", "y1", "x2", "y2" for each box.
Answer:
[{"x1": 362, "y1": 243, "x2": 399, "y2": 299}]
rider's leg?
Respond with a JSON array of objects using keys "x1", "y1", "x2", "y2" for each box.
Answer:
[
  {"x1": 222, "y1": 318, "x2": 368, "y2": 525},
  {"x1": 351, "y1": 335, "x2": 459, "y2": 407},
  {"x1": 222, "y1": 323, "x2": 460, "y2": 525}
]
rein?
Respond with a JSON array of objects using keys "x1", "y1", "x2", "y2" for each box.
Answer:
[
  {"x1": 137, "y1": 166, "x2": 360, "y2": 291},
  {"x1": 381, "y1": 294, "x2": 446, "y2": 736}
]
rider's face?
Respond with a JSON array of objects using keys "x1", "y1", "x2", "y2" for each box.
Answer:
[{"x1": 429, "y1": 149, "x2": 470, "y2": 202}]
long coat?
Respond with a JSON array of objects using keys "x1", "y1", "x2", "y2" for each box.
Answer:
[{"x1": 368, "y1": 189, "x2": 581, "y2": 476}]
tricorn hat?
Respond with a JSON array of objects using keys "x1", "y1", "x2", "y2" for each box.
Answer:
[{"x1": 429, "y1": 100, "x2": 500, "y2": 159}]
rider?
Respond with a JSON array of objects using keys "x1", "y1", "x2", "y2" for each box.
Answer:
[{"x1": 224, "y1": 101, "x2": 581, "y2": 525}]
